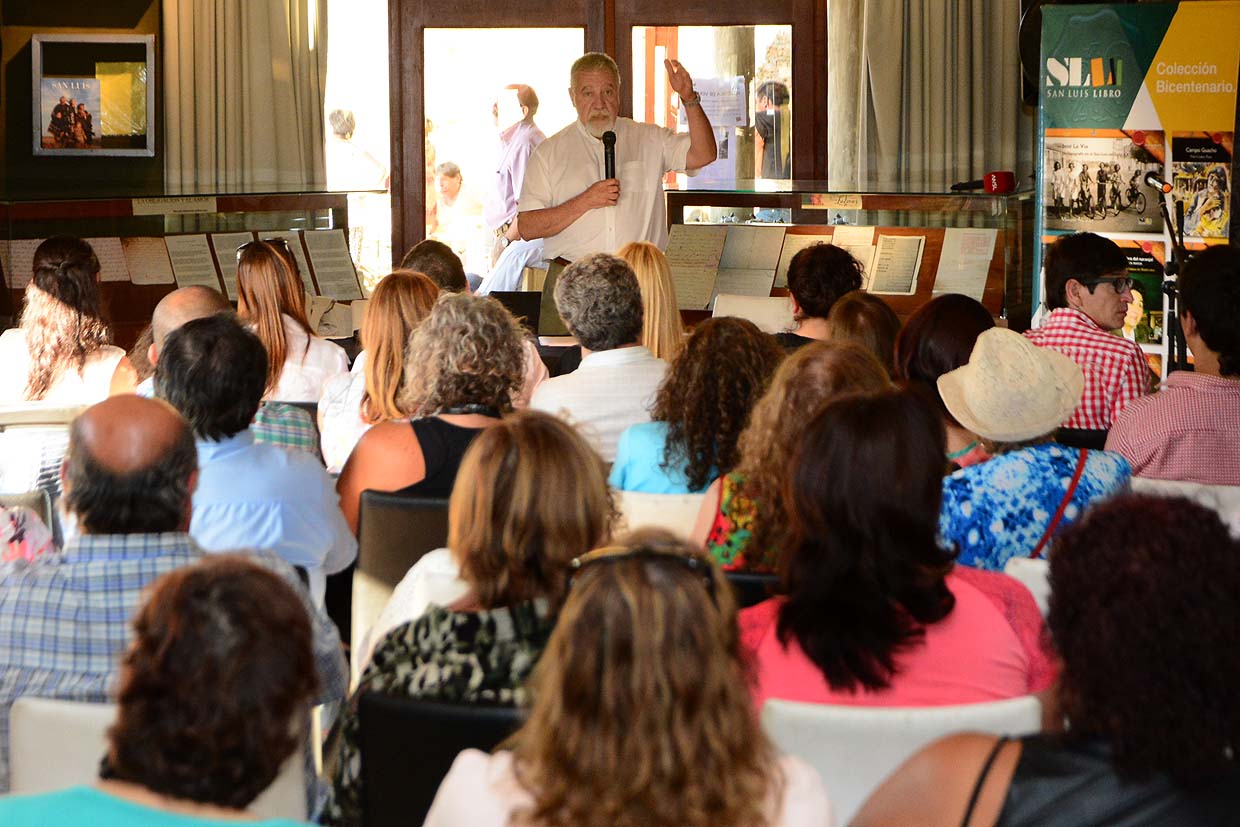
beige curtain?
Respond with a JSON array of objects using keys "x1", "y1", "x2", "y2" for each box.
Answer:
[
  {"x1": 828, "y1": 0, "x2": 1026, "y2": 192},
  {"x1": 163, "y1": 0, "x2": 328, "y2": 192}
]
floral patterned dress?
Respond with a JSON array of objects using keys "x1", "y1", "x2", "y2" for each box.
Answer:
[{"x1": 705, "y1": 473, "x2": 780, "y2": 572}]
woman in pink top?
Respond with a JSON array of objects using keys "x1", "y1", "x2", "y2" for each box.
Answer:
[{"x1": 741, "y1": 390, "x2": 1054, "y2": 710}]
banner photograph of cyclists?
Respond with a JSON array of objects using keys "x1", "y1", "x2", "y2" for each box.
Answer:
[{"x1": 1043, "y1": 130, "x2": 1165, "y2": 234}]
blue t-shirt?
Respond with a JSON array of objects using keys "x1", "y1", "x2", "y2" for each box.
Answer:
[
  {"x1": 940, "y1": 444, "x2": 1131, "y2": 571},
  {"x1": 0, "y1": 786, "x2": 311, "y2": 826},
  {"x1": 608, "y1": 421, "x2": 714, "y2": 495}
]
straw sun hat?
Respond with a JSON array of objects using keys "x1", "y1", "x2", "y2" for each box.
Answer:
[{"x1": 937, "y1": 328, "x2": 1084, "y2": 443}]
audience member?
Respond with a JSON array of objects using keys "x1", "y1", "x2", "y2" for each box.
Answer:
[
  {"x1": 126, "y1": 324, "x2": 155, "y2": 383},
  {"x1": 156, "y1": 314, "x2": 356, "y2": 606},
  {"x1": 894, "y1": 293, "x2": 996, "y2": 468},
  {"x1": 741, "y1": 390, "x2": 1053, "y2": 711},
  {"x1": 617, "y1": 241, "x2": 685, "y2": 361},
  {"x1": 611, "y1": 317, "x2": 783, "y2": 494},
  {"x1": 318, "y1": 270, "x2": 439, "y2": 472},
  {"x1": 1107, "y1": 245, "x2": 1240, "y2": 484},
  {"x1": 691, "y1": 342, "x2": 890, "y2": 571},
  {"x1": 853, "y1": 494, "x2": 1240, "y2": 826},
  {"x1": 939, "y1": 328, "x2": 1130, "y2": 571},
  {"x1": 360, "y1": 409, "x2": 613, "y2": 670},
  {"x1": 530, "y1": 253, "x2": 667, "y2": 461},
  {"x1": 1025, "y1": 232, "x2": 1151, "y2": 437},
  {"x1": 424, "y1": 530, "x2": 833, "y2": 827},
  {"x1": 0, "y1": 556, "x2": 319, "y2": 825},
  {"x1": 236, "y1": 238, "x2": 349, "y2": 402},
  {"x1": 0, "y1": 236, "x2": 136, "y2": 404},
  {"x1": 336, "y1": 293, "x2": 527, "y2": 532},
  {"x1": 142, "y1": 285, "x2": 319, "y2": 456},
  {"x1": 0, "y1": 396, "x2": 347, "y2": 793},
  {"x1": 776, "y1": 243, "x2": 865, "y2": 350},
  {"x1": 823, "y1": 290, "x2": 902, "y2": 374},
  {"x1": 1, "y1": 505, "x2": 53, "y2": 562},
  {"x1": 324, "y1": 414, "x2": 601, "y2": 826}
]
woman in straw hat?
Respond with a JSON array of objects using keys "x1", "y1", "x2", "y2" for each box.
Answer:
[{"x1": 937, "y1": 328, "x2": 1131, "y2": 572}]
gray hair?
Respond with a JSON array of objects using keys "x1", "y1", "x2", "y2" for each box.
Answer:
[
  {"x1": 554, "y1": 253, "x2": 643, "y2": 351},
  {"x1": 570, "y1": 52, "x2": 621, "y2": 87}
]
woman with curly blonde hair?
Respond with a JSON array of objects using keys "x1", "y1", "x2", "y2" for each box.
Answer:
[
  {"x1": 617, "y1": 241, "x2": 684, "y2": 361},
  {"x1": 423, "y1": 529, "x2": 833, "y2": 827},
  {"x1": 690, "y1": 341, "x2": 891, "y2": 571},
  {"x1": 0, "y1": 236, "x2": 136, "y2": 403},
  {"x1": 317, "y1": 270, "x2": 439, "y2": 471},
  {"x1": 336, "y1": 292, "x2": 527, "y2": 532}
]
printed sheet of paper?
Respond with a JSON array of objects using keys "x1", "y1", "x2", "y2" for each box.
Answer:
[
  {"x1": 121, "y1": 238, "x2": 176, "y2": 285},
  {"x1": 303, "y1": 230, "x2": 363, "y2": 300},
  {"x1": 3, "y1": 239, "x2": 46, "y2": 289},
  {"x1": 263, "y1": 230, "x2": 314, "y2": 293},
  {"x1": 825, "y1": 225, "x2": 877, "y2": 284},
  {"x1": 350, "y1": 299, "x2": 370, "y2": 333},
  {"x1": 665, "y1": 224, "x2": 727, "y2": 310},
  {"x1": 711, "y1": 225, "x2": 785, "y2": 300},
  {"x1": 932, "y1": 228, "x2": 998, "y2": 302},
  {"x1": 712, "y1": 294, "x2": 795, "y2": 334},
  {"x1": 774, "y1": 233, "x2": 829, "y2": 287},
  {"x1": 209, "y1": 232, "x2": 256, "y2": 299},
  {"x1": 869, "y1": 235, "x2": 926, "y2": 295},
  {"x1": 165, "y1": 235, "x2": 223, "y2": 291},
  {"x1": 0, "y1": 241, "x2": 13, "y2": 289},
  {"x1": 316, "y1": 302, "x2": 355, "y2": 338},
  {"x1": 678, "y1": 76, "x2": 747, "y2": 128},
  {"x1": 85, "y1": 238, "x2": 131, "y2": 282},
  {"x1": 306, "y1": 294, "x2": 334, "y2": 330}
]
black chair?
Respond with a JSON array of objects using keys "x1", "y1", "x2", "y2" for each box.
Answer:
[
  {"x1": 351, "y1": 491, "x2": 451, "y2": 657},
  {"x1": 1054, "y1": 427, "x2": 1109, "y2": 451},
  {"x1": 727, "y1": 571, "x2": 780, "y2": 609},
  {"x1": 358, "y1": 692, "x2": 523, "y2": 827}
]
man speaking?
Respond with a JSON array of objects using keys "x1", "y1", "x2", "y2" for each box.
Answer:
[{"x1": 517, "y1": 52, "x2": 717, "y2": 261}]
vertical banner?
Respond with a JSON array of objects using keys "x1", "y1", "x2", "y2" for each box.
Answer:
[{"x1": 1036, "y1": 1, "x2": 1240, "y2": 372}]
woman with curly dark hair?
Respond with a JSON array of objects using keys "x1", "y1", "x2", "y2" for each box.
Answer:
[
  {"x1": 741, "y1": 390, "x2": 1052, "y2": 710},
  {"x1": 609, "y1": 317, "x2": 784, "y2": 494},
  {"x1": 775, "y1": 243, "x2": 865, "y2": 351},
  {"x1": 854, "y1": 493, "x2": 1240, "y2": 826},
  {"x1": 0, "y1": 236, "x2": 136, "y2": 403},
  {"x1": 0, "y1": 555, "x2": 317, "y2": 825}
]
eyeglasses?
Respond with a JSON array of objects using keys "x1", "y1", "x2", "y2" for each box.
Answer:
[
  {"x1": 1081, "y1": 276, "x2": 1135, "y2": 294},
  {"x1": 567, "y1": 546, "x2": 717, "y2": 602},
  {"x1": 235, "y1": 237, "x2": 293, "y2": 262}
]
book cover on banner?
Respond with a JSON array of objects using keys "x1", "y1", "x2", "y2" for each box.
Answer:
[
  {"x1": 1171, "y1": 131, "x2": 1232, "y2": 239},
  {"x1": 1043, "y1": 129, "x2": 1165, "y2": 233},
  {"x1": 1114, "y1": 240, "x2": 1165, "y2": 345}
]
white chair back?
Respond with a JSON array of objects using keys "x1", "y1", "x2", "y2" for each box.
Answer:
[
  {"x1": 613, "y1": 489, "x2": 706, "y2": 540},
  {"x1": 1003, "y1": 557, "x2": 1051, "y2": 617},
  {"x1": 711, "y1": 294, "x2": 795, "y2": 334},
  {"x1": 1130, "y1": 477, "x2": 1240, "y2": 537},
  {"x1": 10, "y1": 697, "x2": 307, "y2": 820},
  {"x1": 761, "y1": 695, "x2": 1042, "y2": 826}
]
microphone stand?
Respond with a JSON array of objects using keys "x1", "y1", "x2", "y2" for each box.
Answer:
[{"x1": 1156, "y1": 188, "x2": 1190, "y2": 372}]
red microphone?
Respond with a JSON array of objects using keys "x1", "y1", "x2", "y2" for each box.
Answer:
[{"x1": 983, "y1": 170, "x2": 1016, "y2": 194}]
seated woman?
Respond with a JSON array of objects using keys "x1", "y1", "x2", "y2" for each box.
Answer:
[
  {"x1": 0, "y1": 555, "x2": 317, "y2": 826},
  {"x1": 894, "y1": 293, "x2": 995, "y2": 468},
  {"x1": 0, "y1": 236, "x2": 136, "y2": 404},
  {"x1": 324, "y1": 410, "x2": 611, "y2": 826},
  {"x1": 775, "y1": 243, "x2": 865, "y2": 350},
  {"x1": 424, "y1": 530, "x2": 833, "y2": 827},
  {"x1": 691, "y1": 341, "x2": 890, "y2": 571},
  {"x1": 938, "y1": 328, "x2": 1131, "y2": 571},
  {"x1": 610, "y1": 317, "x2": 784, "y2": 494},
  {"x1": 618, "y1": 241, "x2": 685, "y2": 362},
  {"x1": 318, "y1": 270, "x2": 439, "y2": 472},
  {"x1": 236, "y1": 238, "x2": 348, "y2": 403},
  {"x1": 336, "y1": 292, "x2": 527, "y2": 533},
  {"x1": 741, "y1": 390, "x2": 1054, "y2": 710},
  {"x1": 853, "y1": 494, "x2": 1240, "y2": 827},
  {"x1": 823, "y1": 290, "x2": 903, "y2": 375},
  {"x1": 358, "y1": 409, "x2": 614, "y2": 668}
]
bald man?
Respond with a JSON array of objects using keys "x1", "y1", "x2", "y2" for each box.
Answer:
[{"x1": 0, "y1": 396, "x2": 347, "y2": 794}]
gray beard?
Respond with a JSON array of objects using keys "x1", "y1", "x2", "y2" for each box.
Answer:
[{"x1": 583, "y1": 117, "x2": 615, "y2": 139}]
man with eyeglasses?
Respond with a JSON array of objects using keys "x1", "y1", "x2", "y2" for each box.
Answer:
[{"x1": 1025, "y1": 232, "x2": 1152, "y2": 438}]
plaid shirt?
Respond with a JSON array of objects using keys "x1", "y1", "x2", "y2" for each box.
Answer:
[
  {"x1": 0, "y1": 532, "x2": 347, "y2": 793},
  {"x1": 1024, "y1": 308, "x2": 1151, "y2": 430},
  {"x1": 1105, "y1": 371, "x2": 1240, "y2": 485},
  {"x1": 253, "y1": 402, "x2": 319, "y2": 457}
]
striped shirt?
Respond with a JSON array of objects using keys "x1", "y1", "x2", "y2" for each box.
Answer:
[
  {"x1": 1024, "y1": 308, "x2": 1151, "y2": 430},
  {"x1": 1105, "y1": 371, "x2": 1240, "y2": 485},
  {"x1": 253, "y1": 402, "x2": 319, "y2": 457}
]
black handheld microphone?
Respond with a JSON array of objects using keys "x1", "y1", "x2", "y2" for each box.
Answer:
[
  {"x1": 602, "y1": 131, "x2": 616, "y2": 179},
  {"x1": 1144, "y1": 171, "x2": 1174, "y2": 194}
]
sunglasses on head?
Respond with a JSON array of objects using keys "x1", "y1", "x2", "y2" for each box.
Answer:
[
  {"x1": 567, "y1": 546, "x2": 717, "y2": 602},
  {"x1": 235, "y1": 237, "x2": 294, "y2": 262},
  {"x1": 1080, "y1": 276, "x2": 1134, "y2": 294}
]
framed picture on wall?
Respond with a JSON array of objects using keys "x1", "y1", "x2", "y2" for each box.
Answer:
[{"x1": 31, "y1": 34, "x2": 155, "y2": 157}]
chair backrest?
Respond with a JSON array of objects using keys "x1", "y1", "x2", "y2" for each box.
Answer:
[
  {"x1": 711, "y1": 293, "x2": 795, "y2": 334},
  {"x1": 613, "y1": 489, "x2": 706, "y2": 540},
  {"x1": 0, "y1": 488, "x2": 53, "y2": 528},
  {"x1": 761, "y1": 695, "x2": 1043, "y2": 826},
  {"x1": 358, "y1": 692, "x2": 523, "y2": 827},
  {"x1": 353, "y1": 491, "x2": 450, "y2": 661},
  {"x1": 9, "y1": 696, "x2": 306, "y2": 820},
  {"x1": 726, "y1": 570, "x2": 780, "y2": 609},
  {"x1": 1003, "y1": 557, "x2": 1051, "y2": 617}
]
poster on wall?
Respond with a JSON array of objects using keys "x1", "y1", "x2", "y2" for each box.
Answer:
[
  {"x1": 1171, "y1": 131, "x2": 1232, "y2": 239},
  {"x1": 1043, "y1": 129, "x2": 1164, "y2": 233},
  {"x1": 38, "y1": 78, "x2": 102, "y2": 151}
]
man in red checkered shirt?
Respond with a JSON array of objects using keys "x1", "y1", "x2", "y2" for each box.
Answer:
[
  {"x1": 1106, "y1": 245, "x2": 1240, "y2": 484},
  {"x1": 1025, "y1": 233, "x2": 1151, "y2": 433}
]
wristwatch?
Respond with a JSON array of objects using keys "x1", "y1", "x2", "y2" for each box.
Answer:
[{"x1": 682, "y1": 90, "x2": 702, "y2": 108}]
